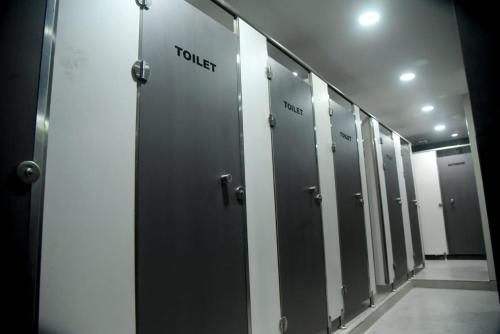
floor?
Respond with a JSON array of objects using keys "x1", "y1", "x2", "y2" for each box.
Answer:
[
  {"x1": 415, "y1": 259, "x2": 489, "y2": 281},
  {"x1": 365, "y1": 288, "x2": 500, "y2": 334}
]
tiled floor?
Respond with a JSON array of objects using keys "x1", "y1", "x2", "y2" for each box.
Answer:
[
  {"x1": 365, "y1": 288, "x2": 500, "y2": 334},
  {"x1": 416, "y1": 259, "x2": 489, "y2": 281}
]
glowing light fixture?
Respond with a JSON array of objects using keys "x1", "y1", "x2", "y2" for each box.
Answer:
[
  {"x1": 434, "y1": 124, "x2": 446, "y2": 131},
  {"x1": 400, "y1": 72, "x2": 416, "y2": 82},
  {"x1": 292, "y1": 72, "x2": 298, "y2": 77},
  {"x1": 421, "y1": 105, "x2": 434, "y2": 112},
  {"x1": 451, "y1": 133, "x2": 458, "y2": 137},
  {"x1": 359, "y1": 11, "x2": 381, "y2": 26}
]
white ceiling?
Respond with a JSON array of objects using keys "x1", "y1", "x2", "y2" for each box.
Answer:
[{"x1": 219, "y1": 0, "x2": 469, "y2": 144}]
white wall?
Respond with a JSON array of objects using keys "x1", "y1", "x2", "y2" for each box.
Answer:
[
  {"x1": 412, "y1": 151, "x2": 448, "y2": 256},
  {"x1": 238, "y1": 19, "x2": 282, "y2": 334},
  {"x1": 464, "y1": 96, "x2": 496, "y2": 280},
  {"x1": 362, "y1": 118, "x2": 388, "y2": 285},
  {"x1": 372, "y1": 120, "x2": 395, "y2": 283},
  {"x1": 311, "y1": 74, "x2": 343, "y2": 320},
  {"x1": 393, "y1": 134, "x2": 415, "y2": 271},
  {"x1": 354, "y1": 107, "x2": 376, "y2": 295},
  {"x1": 38, "y1": 1, "x2": 138, "y2": 333}
]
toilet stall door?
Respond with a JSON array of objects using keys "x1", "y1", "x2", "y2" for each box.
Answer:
[
  {"x1": 330, "y1": 101, "x2": 370, "y2": 320},
  {"x1": 437, "y1": 151, "x2": 485, "y2": 255},
  {"x1": 136, "y1": 2, "x2": 248, "y2": 333},
  {"x1": 269, "y1": 58, "x2": 329, "y2": 334},
  {"x1": 401, "y1": 142, "x2": 424, "y2": 267},
  {"x1": 379, "y1": 126, "x2": 408, "y2": 285}
]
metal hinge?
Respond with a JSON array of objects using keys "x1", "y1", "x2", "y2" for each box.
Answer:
[
  {"x1": 266, "y1": 65, "x2": 273, "y2": 80},
  {"x1": 341, "y1": 284, "x2": 347, "y2": 297},
  {"x1": 327, "y1": 315, "x2": 333, "y2": 334},
  {"x1": 329, "y1": 107, "x2": 334, "y2": 117},
  {"x1": 269, "y1": 114, "x2": 276, "y2": 128},
  {"x1": 132, "y1": 60, "x2": 151, "y2": 84},
  {"x1": 383, "y1": 162, "x2": 387, "y2": 170},
  {"x1": 339, "y1": 308, "x2": 347, "y2": 329},
  {"x1": 135, "y1": 0, "x2": 152, "y2": 10},
  {"x1": 332, "y1": 142, "x2": 336, "y2": 153},
  {"x1": 379, "y1": 137, "x2": 383, "y2": 145},
  {"x1": 279, "y1": 316, "x2": 288, "y2": 333}
]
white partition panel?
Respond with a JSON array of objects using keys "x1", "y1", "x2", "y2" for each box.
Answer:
[
  {"x1": 412, "y1": 151, "x2": 448, "y2": 256},
  {"x1": 372, "y1": 120, "x2": 395, "y2": 283},
  {"x1": 393, "y1": 134, "x2": 415, "y2": 272},
  {"x1": 464, "y1": 96, "x2": 496, "y2": 280},
  {"x1": 38, "y1": 1, "x2": 139, "y2": 333},
  {"x1": 353, "y1": 106, "x2": 376, "y2": 295},
  {"x1": 238, "y1": 19, "x2": 282, "y2": 334},
  {"x1": 311, "y1": 74, "x2": 343, "y2": 320},
  {"x1": 362, "y1": 118, "x2": 388, "y2": 285}
]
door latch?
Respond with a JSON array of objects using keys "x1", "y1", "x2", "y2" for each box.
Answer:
[
  {"x1": 235, "y1": 186, "x2": 246, "y2": 205},
  {"x1": 279, "y1": 316, "x2": 288, "y2": 333},
  {"x1": 16, "y1": 161, "x2": 41, "y2": 184}
]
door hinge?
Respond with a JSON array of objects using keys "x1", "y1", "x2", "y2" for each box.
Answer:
[
  {"x1": 269, "y1": 114, "x2": 276, "y2": 128},
  {"x1": 383, "y1": 162, "x2": 387, "y2": 170},
  {"x1": 266, "y1": 65, "x2": 273, "y2": 80},
  {"x1": 379, "y1": 137, "x2": 383, "y2": 145},
  {"x1": 329, "y1": 107, "x2": 334, "y2": 117},
  {"x1": 332, "y1": 142, "x2": 336, "y2": 152},
  {"x1": 341, "y1": 284, "x2": 347, "y2": 297},
  {"x1": 327, "y1": 315, "x2": 334, "y2": 333},
  {"x1": 279, "y1": 316, "x2": 288, "y2": 333},
  {"x1": 135, "y1": 0, "x2": 152, "y2": 10},
  {"x1": 132, "y1": 60, "x2": 151, "y2": 84}
]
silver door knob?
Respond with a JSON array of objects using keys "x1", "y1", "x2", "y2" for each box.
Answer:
[
  {"x1": 450, "y1": 198, "x2": 455, "y2": 205},
  {"x1": 16, "y1": 161, "x2": 41, "y2": 184}
]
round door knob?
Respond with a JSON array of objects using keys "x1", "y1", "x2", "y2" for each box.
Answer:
[{"x1": 16, "y1": 161, "x2": 41, "y2": 184}]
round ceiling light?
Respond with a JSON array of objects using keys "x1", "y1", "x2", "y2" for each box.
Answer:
[
  {"x1": 434, "y1": 124, "x2": 446, "y2": 131},
  {"x1": 400, "y1": 72, "x2": 416, "y2": 82},
  {"x1": 421, "y1": 105, "x2": 434, "y2": 112},
  {"x1": 358, "y1": 11, "x2": 381, "y2": 26},
  {"x1": 451, "y1": 133, "x2": 459, "y2": 137}
]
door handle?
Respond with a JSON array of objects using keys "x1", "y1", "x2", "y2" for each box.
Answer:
[
  {"x1": 395, "y1": 197, "x2": 402, "y2": 205},
  {"x1": 450, "y1": 198, "x2": 455, "y2": 205},
  {"x1": 353, "y1": 192, "x2": 364, "y2": 204},
  {"x1": 307, "y1": 186, "x2": 322, "y2": 205},
  {"x1": 220, "y1": 174, "x2": 232, "y2": 205}
]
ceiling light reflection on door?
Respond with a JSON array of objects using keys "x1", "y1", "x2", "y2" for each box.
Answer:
[
  {"x1": 358, "y1": 11, "x2": 381, "y2": 27},
  {"x1": 400, "y1": 72, "x2": 416, "y2": 82},
  {"x1": 434, "y1": 124, "x2": 446, "y2": 131}
]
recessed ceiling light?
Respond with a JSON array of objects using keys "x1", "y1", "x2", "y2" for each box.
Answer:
[
  {"x1": 292, "y1": 72, "x2": 298, "y2": 77},
  {"x1": 358, "y1": 11, "x2": 381, "y2": 26},
  {"x1": 434, "y1": 124, "x2": 446, "y2": 131},
  {"x1": 451, "y1": 133, "x2": 458, "y2": 137},
  {"x1": 421, "y1": 105, "x2": 434, "y2": 112},
  {"x1": 400, "y1": 72, "x2": 416, "y2": 82}
]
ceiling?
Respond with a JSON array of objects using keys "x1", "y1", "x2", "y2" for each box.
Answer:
[{"x1": 213, "y1": 0, "x2": 470, "y2": 145}]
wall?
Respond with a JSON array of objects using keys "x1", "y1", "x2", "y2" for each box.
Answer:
[
  {"x1": 38, "y1": 1, "x2": 138, "y2": 333},
  {"x1": 238, "y1": 19, "x2": 282, "y2": 334},
  {"x1": 412, "y1": 151, "x2": 448, "y2": 256},
  {"x1": 311, "y1": 73, "x2": 343, "y2": 321}
]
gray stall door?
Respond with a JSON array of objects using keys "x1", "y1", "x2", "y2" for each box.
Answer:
[
  {"x1": 401, "y1": 142, "x2": 424, "y2": 267},
  {"x1": 136, "y1": 2, "x2": 248, "y2": 333},
  {"x1": 437, "y1": 151, "x2": 485, "y2": 255},
  {"x1": 330, "y1": 101, "x2": 370, "y2": 321},
  {"x1": 1, "y1": 1, "x2": 48, "y2": 331},
  {"x1": 269, "y1": 58, "x2": 329, "y2": 334},
  {"x1": 379, "y1": 126, "x2": 407, "y2": 285}
]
